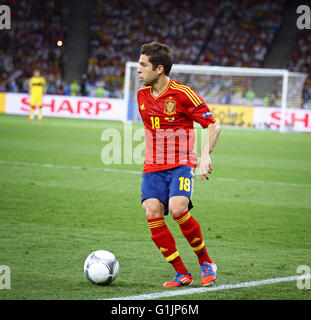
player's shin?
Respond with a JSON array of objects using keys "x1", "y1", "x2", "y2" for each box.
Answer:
[
  {"x1": 29, "y1": 106, "x2": 35, "y2": 120},
  {"x1": 148, "y1": 217, "x2": 189, "y2": 274},
  {"x1": 174, "y1": 210, "x2": 213, "y2": 265},
  {"x1": 38, "y1": 106, "x2": 43, "y2": 120}
]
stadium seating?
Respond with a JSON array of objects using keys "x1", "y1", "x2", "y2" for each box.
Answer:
[
  {"x1": 202, "y1": 0, "x2": 286, "y2": 68},
  {"x1": 284, "y1": 30, "x2": 311, "y2": 109},
  {"x1": 0, "y1": 0, "x2": 69, "y2": 94},
  {"x1": 87, "y1": 0, "x2": 221, "y2": 98},
  {"x1": 1, "y1": 0, "x2": 310, "y2": 106}
]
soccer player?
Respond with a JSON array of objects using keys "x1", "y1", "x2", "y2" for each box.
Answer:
[
  {"x1": 28, "y1": 70, "x2": 46, "y2": 121},
  {"x1": 137, "y1": 42, "x2": 221, "y2": 287}
]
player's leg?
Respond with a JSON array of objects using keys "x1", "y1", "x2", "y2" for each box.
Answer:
[
  {"x1": 141, "y1": 172, "x2": 192, "y2": 287},
  {"x1": 29, "y1": 96, "x2": 35, "y2": 121},
  {"x1": 37, "y1": 96, "x2": 43, "y2": 121},
  {"x1": 168, "y1": 166, "x2": 217, "y2": 286},
  {"x1": 169, "y1": 195, "x2": 213, "y2": 266},
  {"x1": 38, "y1": 106, "x2": 43, "y2": 121},
  {"x1": 142, "y1": 198, "x2": 192, "y2": 287},
  {"x1": 28, "y1": 106, "x2": 35, "y2": 121}
]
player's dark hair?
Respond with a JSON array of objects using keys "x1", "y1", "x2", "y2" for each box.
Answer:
[{"x1": 140, "y1": 42, "x2": 173, "y2": 75}]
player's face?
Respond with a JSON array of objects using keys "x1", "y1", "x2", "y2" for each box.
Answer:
[
  {"x1": 34, "y1": 71, "x2": 40, "y2": 77},
  {"x1": 138, "y1": 54, "x2": 159, "y2": 86}
]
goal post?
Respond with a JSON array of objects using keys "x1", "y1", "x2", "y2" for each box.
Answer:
[{"x1": 124, "y1": 62, "x2": 307, "y2": 132}]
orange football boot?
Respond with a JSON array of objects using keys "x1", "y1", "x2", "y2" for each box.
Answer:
[
  {"x1": 163, "y1": 272, "x2": 193, "y2": 287},
  {"x1": 201, "y1": 261, "x2": 217, "y2": 286}
]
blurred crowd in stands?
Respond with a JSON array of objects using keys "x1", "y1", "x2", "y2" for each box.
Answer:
[
  {"x1": 202, "y1": 0, "x2": 285, "y2": 68},
  {"x1": 87, "y1": 0, "x2": 220, "y2": 98},
  {"x1": 0, "y1": 0, "x2": 310, "y2": 108},
  {"x1": 0, "y1": 0, "x2": 69, "y2": 94},
  {"x1": 284, "y1": 30, "x2": 311, "y2": 109}
]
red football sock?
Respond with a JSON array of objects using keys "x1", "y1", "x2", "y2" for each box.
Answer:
[
  {"x1": 148, "y1": 217, "x2": 189, "y2": 274},
  {"x1": 174, "y1": 211, "x2": 213, "y2": 265}
]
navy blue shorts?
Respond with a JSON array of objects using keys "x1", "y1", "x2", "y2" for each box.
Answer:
[{"x1": 141, "y1": 165, "x2": 195, "y2": 215}]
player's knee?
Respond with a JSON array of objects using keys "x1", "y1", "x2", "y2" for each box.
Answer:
[
  {"x1": 145, "y1": 208, "x2": 163, "y2": 220},
  {"x1": 169, "y1": 197, "x2": 189, "y2": 218},
  {"x1": 169, "y1": 206, "x2": 188, "y2": 218},
  {"x1": 142, "y1": 199, "x2": 164, "y2": 219}
]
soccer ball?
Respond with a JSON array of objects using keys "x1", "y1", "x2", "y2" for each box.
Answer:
[{"x1": 84, "y1": 250, "x2": 119, "y2": 285}]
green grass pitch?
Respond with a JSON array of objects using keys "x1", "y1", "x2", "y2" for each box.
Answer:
[{"x1": 0, "y1": 114, "x2": 311, "y2": 300}]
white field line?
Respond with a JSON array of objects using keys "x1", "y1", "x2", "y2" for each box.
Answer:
[
  {"x1": 1, "y1": 157, "x2": 310, "y2": 298},
  {"x1": 1, "y1": 159, "x2": 310, "y2": 188},
  {"x1": 103, "y1": 274, "x2": 311, "y2": 300},
  {"x1": 0, "y1": 160, "x2": 141, "y2": 175}
]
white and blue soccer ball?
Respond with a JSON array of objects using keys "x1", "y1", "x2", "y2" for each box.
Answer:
[{"x1": 84, "y1": 250, "x2": 119, "y2": 285}]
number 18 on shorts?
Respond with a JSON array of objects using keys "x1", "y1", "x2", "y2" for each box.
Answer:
[{"x1": 141, "y1": 165, "x2": 195, "y2": 215}]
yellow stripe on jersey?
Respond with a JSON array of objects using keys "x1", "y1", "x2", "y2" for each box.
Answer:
[
  {"x1": 171, "y1": 81, "x2": 202, "y2": 107},
  {"x1": 171, "y1": 81, "x2": 201, "y2": 102},
  {"x1": 175, "y1": 212, "x2": 192, "y2": 225},
  {"x1": 165, "y1": 251, "x2": 180, "y2": 262},
  {"x1": 137, "y1": 85, "x2": 152, "y2": 92},
  {"x1": 171, "y1": 83, "x2": 199, "y2": 106},
  {"x1": 171, "y1": 83, "x2": 201, "y2": 106}
]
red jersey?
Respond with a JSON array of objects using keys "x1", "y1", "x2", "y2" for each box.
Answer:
[{"x1": 137, "y1": 79, "x2": 216, "y2": 173}]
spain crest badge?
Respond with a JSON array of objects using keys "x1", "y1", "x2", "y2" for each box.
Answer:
[{"x1": 164, "y1": 99, "x2": 176, "y2": 115}]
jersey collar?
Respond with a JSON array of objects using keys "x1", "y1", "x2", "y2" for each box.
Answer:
[{"x1": 150, "y1": 79, "x2": 172, "y2": 100}]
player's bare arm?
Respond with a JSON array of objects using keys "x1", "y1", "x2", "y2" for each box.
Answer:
[{"x1": 199, "y1": 122, "x2": 221, "y2": 181}]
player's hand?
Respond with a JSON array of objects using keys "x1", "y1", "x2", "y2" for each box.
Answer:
[{"x1": 199, "y1": 155, "x2": 212, "y2": 181}]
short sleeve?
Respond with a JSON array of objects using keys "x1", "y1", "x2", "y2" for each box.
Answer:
[
  {"x1": 180, "y1": 88, "x2": 216, "y2": 128},
  {"x1": 189, "y1": 102, "x2": 216, "y2": 128}
]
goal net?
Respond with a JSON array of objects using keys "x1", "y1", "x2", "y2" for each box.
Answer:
[{"x1": 124, "y1": 62, "x2": 307, "y2": 132}]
